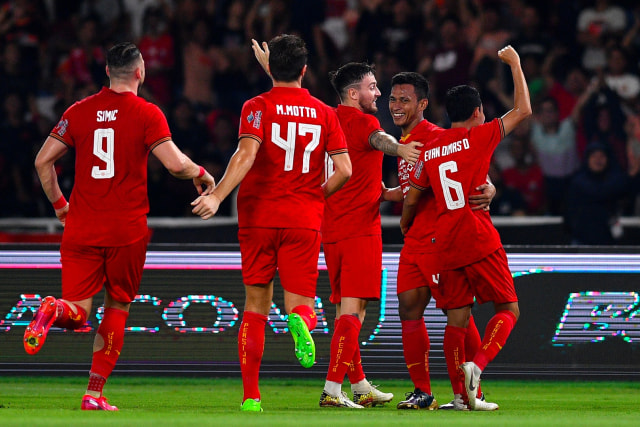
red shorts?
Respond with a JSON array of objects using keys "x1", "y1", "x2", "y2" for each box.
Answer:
[
  {"x1": 323, "y1": 235, "x2": 382, "y2": 304},
  {"x1": 238, "y1": 227, "x2": 321, "y2": 298},
  {"x1": 60, "y1": 236, "x2": 148, "y2": 303},
  {"x1": 396, "y1": 249, "x2": 442, "y2": 299},
  {"x1": 437, "y1": 247, "x2": 517, "y2": 310}
]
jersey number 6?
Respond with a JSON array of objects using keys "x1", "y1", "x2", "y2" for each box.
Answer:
[{"x1": 439, "y1": 160, "x2": 465, "y2": 210}]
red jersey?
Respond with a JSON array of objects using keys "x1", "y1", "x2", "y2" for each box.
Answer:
[
  {"x1": 398, "y1": 120, "x2": 444, "y2": 253},
  {"x1": 322, "y1": 105, "x2": 383, "y2": 243},
  {"x1": 50, "y1": 87, "x2": 171, "y2": 246},
  {"x1": 237, "y1": 87, "x2": 347, "y2": 230},
  {"x1": 410, "y1": 118, "x2": 505, "y2": 269}
]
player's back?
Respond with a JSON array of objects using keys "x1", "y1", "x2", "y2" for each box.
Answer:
[
  {"x1": 53, "y1": 87, "x2": 170, "y2": 246},
  {"x1": 420, "y1": 119, "x2": 504, "y2": 269},
  {"x1": 322, "y1": 105, "x2": 383, "y2": 242},
  {"x1": 237, "y1": 87, "x2": 347, "y2": 231}
]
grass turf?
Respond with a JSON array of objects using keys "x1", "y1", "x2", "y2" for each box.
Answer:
[{"x1": 1, "y1": 377, "x2": 638, "y2": 426}]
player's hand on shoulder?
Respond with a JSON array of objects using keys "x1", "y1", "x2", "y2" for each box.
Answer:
[
  {"x1": 191, "y1": 193, "x2": 222, "y2": 220},
  {"x1": 399, "y1": 140, "x2": 423, "y2": 166},
  {"x1": 498, "y1": 45, "x2": 520, "y2": 67},
  {"x1": 55, "y1": 204, "x2": 69, "y2": 227}
]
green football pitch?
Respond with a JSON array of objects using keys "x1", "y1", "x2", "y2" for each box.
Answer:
[{"x1": 1, "y1": 377, "x2": 638, "y2": 426}]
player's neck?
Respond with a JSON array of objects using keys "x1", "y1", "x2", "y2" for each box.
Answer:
[
  {"x1": 451, "y1": 120, "x2": 473, "y2": 130},
  {"x1": 109, "y1": 81, "x2": 139, "y2": 95},
  {"x1": 273, "y1": 78, "x2": 302, "y2": 88}
]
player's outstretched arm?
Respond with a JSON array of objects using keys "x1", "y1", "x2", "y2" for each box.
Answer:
[
  {"x1": 34, "y1": 136, "x2": 70, "y2": 226},
  {"x1": 498, "y1": 45, "x2": 532, "y2": 135},
  {"x1": 369, "y1": 131, "x2": 423, "y2": 165},
  {"x1": 323, "y1": 152, "x2": 352, "y2": 198},
  {"x1": 152, "y1": 140, "x2": 215, "y2": 194},
  {"x1": 192, "y1": 137, "x2": 259, "y2": 219}
]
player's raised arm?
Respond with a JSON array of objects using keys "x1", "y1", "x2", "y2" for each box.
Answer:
[
  {"x1": 323, "y1": 152, "x2": 352, "y2": 198},
  {"x1": 498, "y1": 45, "x2": 532, "y2": 135}
]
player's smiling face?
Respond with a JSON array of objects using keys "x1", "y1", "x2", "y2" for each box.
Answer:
[
  {"x1": 389, "y1": 84, "x2": 425, "y2": 132},
  {"x1": 356, "y1": 73, "x2": 381, "y2": 114}
]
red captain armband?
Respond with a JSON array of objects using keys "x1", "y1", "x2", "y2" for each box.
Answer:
[
  {"x1": 52, "y1": 195, "x2": 68, "y2": 210},
  {"x1": 197, "y1": 166, "x2": 206, "y2": 178}
]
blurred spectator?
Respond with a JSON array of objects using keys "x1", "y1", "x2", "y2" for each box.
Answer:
[
  {"x1": 501, "y1": 135, "x2": 546, "y2": 215},
  {"x1": 245, "y1": 0, "x2": 290, "y2": 42},
  {"x1": 0, "y1": 0, "x2": 47, "y2": 81},
  {"x1": 488, "y1": 161, "x2": 527, "y2": 216},
  {"x1": 507, "y1": 4, "x2": 551, "y2": 64},
  {"x1": 565, "y1": 142, "x2": 639, "y2": 245},
  {"x1": 137, "y1": 6, "x2": 175, "y2": 108},
  {"x1": 0, "y1": 92, "x2": 40, "y2": 216},
  {"x1": 180, "y1": 18, "x2": 227, "y2": 113},
  {"x1": 576, "y1": 0, "x2": 627, "y2": 71},
  {"x1": 530, "y1": 96, "x2": 580, "y2": 215},
  {"x1": 379, "y1": 0, "x2": 420, "y2": 70},
  {"x1": 56, "y1": 16, "x2": 106, "y2": 104},
  {"x1": 204, "y1": 109, "x2": 239, "y2": 164},
  {"x1": 602, "y1": 45, "x2": 640, "y2": 107},
  {"x1": 419, "y1": 14, "x2": 473, "y2": 124},
  {"x1": 123, "y1": 0, "x2": 173, "y2": 40},
  {"x1": 168, "y1": 98, "x2": 209, "y2": 158},
  {"x1": 471, "y1": 3, "x2": 512, "y2": 87}
]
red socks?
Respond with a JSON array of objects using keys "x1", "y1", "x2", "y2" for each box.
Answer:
[
  {"x1": 346, "y1": 345, "x2": 366, "y2": 384},
  {"x1": 238, "y1": 311, "x2": 267, "y2": 402},
  {"x1": 54, "y1": 299, "x2": 87, "y2": 330},
  {"x1": 443, "y1": 325, "x2": 466, "y2": 395},
  {"x1": 89, "y1": 307, "x2": 129, "y2": 391},
  {"x1": 291, "y1": 304, "x2": 317, "y2": 331},
  {"x1": 326, "y1": 314, "x2": 361, "y2": 383},
  {"x1": 401, "y1": 319, "x2": 431, "y2": 393},
  {"x1": 474, "y1": 310, "x2": 517, "y2": 371}
]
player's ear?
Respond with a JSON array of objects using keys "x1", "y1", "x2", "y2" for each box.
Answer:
[
  {"x1": 300, "y1": 64, "x2": 307, "y2": 79},
  {"x1": 105, "y1": 65, "x2": 110, "y2": 77},
  {"x1": 135, "y1": 66, "x2": 142, "y2": 80},
  {"x1": 418, "y1": 98, "x2": 428, "y2": 111},
  {"x1": 348, "y1": 87, "x2": 358, "y2": 101}
]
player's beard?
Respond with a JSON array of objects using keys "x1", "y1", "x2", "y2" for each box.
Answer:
[{"x1": 360, "y1": 98, "x2": 378, "y2": 115}]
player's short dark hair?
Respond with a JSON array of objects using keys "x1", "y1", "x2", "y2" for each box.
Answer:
[
  {"x1": 329, "y1": 62, "x2": 376, "y2": 102},
  {"x1": 268, "y1": 34, "x2": 307, "y2": 83},
  {"x1": 445, "y1": 85, "x2": 482, "y2": 122},
  {"x1": 107, "y1": 42, "x2": 142, "y2": 78},
  {"x1": 391, "y1": 72, "x2": 430, "y2": 101}
]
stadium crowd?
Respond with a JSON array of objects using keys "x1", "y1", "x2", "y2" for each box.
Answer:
[{"x1": 1, "y1": 0, "x2": 639, "y2": 235}]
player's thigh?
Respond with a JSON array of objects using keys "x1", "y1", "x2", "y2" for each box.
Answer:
[
  {"x1": 323, "y1": 241, "x2": 342, "y2": 304},
  {"x1": 397, "y1": 250, "x2": 437, "y2": 295},
  {"x1": 238, "y1": 227, "x2": 278, "y2": 285},
  {"x1": 277, "y1": 228, "x2": 321, "y2": 299},
  {"x1": 335, "y1": 235, "x2": 382, "y2": 302},
  {"x1": 103, "y1": 236, "x2": 148, "y2": 303},
  {"x1": 60, "y1": 241, "x2": 106, "y2": 302},
  {"x1": 466, "y1": 248, "x2": 518, "y2": 305},
  {"x1": 438, "y1": 269, "x2": 475, "y2": 310}
]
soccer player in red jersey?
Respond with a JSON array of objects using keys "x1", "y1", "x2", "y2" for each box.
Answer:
[
  {"x1": 29, "y1": 42, "x2": 215, "y2": 411},
  {"x1": 402, "y1": 45, "x2": 531, "y2": 410},
  {"x1": 191, "y1": 35, "x2": 352, "y2": 412},
  {"x1": 319, "y1": 62, "x2": 422, "y2": 409},
  {"x1": 387, "y1": 72, "x2": 497, "y2": 411}
]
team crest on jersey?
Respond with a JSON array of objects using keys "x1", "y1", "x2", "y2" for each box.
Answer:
[{"x1": 53, "y1": 119, "x2": 68, "y2": 136}]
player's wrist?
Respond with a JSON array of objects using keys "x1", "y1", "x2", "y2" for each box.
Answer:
[
  {"x1": 197, "y1": 165, "x2": 206, "y2": 178},
  {"x1": 52, "y1": 195, "x2": 68, "y2": 210}
]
